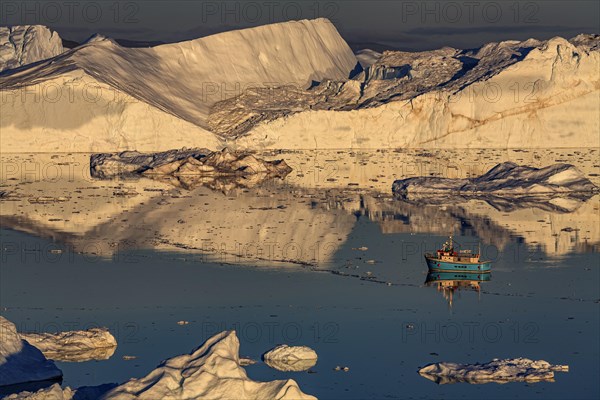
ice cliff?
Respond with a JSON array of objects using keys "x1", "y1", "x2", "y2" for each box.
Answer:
[
  {"x1": 232, "y1": 35, "x2": 600, "y2": 149},
  {"x1": 0, "y1": 26, "x2": 64, "y2": 73}
]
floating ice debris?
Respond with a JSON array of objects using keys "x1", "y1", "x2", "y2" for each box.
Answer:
[
  {"x1": 20, "y1": 327, "x2": 117, "y2": 363},
  {"x1": 352, "y1": 247, "x2": 368, "y2": 251},
  {"x1": 27, "y1": 196, "x2": 69, "y2": 204},
  {"x1": 393, "y1": 163, "x2": 598, "y2": 196},
  {"x1": 333, "y1": 366, "x2": 350, "y2": 372},
  {"x1": 419, "y1": 358, "x2": 569, "y2": 384},
  {"x1": 263, "y1": 344, "x2": 318, "y2": 372},
  {"x1": 122, "y1": 355, "x2": 137, "y2": 361},
  {"x1": 0, "y1": 316, "x2": 62, "y2": 387},
  {"x1": 176, "y1": 320, "x2": 189, "y2": 326},
  {"x1": 239, "y1": 357, "x2": 257, "y2": 366}
]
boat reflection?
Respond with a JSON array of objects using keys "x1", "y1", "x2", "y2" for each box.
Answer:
[{"x1": 425, "y1": 272, "x2": 491, "y2": 308}]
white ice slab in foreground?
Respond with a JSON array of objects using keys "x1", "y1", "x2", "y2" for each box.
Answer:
[{"x1": 419, "y1": 358, "x2": 569, "y2": 384}]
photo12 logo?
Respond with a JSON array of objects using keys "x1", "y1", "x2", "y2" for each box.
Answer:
[
  {"x1": 201, "y1": 321, "x2": 340, "y2": 344},
  {"x1": 1, "y1": 1, "x2": 141, "y2": 25},
  {"x1": 198, "y1": 1, "x2": 341, "y2": 24},
  {"x1": 402, "y1": 321, "x2": 540, "y2": 344},
  {"x1": 399, "y1": 1, "x2": 540, "y2": 24}
]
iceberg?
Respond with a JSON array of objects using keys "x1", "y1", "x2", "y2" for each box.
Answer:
[
  {"x1": 419, "y1": 358, "x2": 569, "y2": 384},
  {"x1": 0, "y1": 316, "x2": 62, "y2": 388},
  {"x1": 233, "y1": 35, "x2": 600, "y2": 149},
  {"x1": 0, "y1": 19, "x2": 357, "y2": 152},
  {"x1": 100, "y1": 331, "x2": 316, "y2": 399},
  {"x1": 6, "y1": 330, "x2": 316, "y2": 399},
  {"x1": 392, "y1": 162, "x2": 598, "y2": 196},
  {"x1": 90, "y1": 148, "x2": 293, "y2": 190},
  {"x1": 1, "y1": 20, "x2": 597, "y2": 152},
  {"x1": 20, "y1": 328, "x2": 117, "y2": 363}
]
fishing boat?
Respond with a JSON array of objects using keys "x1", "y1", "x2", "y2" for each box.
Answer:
[{"x1": 424, "y1": 235, "x2": 491, "y2": 273}]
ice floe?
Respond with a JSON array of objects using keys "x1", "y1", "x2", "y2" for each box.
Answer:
[
  {"x1": 20, "y1": 328, "x2": 117, "y2": 362},
  {"x1": 263, "y1": 345, "x2": 318, "y2": 372},
  {"x1": 419, "y1": 358, "x2": 569, "y2": 384}
]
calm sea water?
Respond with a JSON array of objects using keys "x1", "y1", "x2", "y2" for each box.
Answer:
[{"x1": 1, "y1": 150, "x2": 598, "y2": 399}]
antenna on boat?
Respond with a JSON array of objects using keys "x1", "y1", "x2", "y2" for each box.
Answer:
[
  {"x1": 478, "y1": 241, "x2": 481, "y2": 256},
  {"x1": 449, "y1": 233, "x2": 453, "y2": 250}
]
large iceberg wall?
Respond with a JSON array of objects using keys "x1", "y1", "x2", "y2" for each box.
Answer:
[
  {"x1": 237, "y1": 36, "x2": 600, "y2": 149},
  {"x1": 0, "y1": 19, "x2": 358, "y2": 152}
]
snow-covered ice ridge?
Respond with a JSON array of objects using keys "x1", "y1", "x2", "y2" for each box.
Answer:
[
  {"x1": 1, "y1": 20, "x2": 598, "y2": 152},
  {"x1": 393, "y1": 162, "x2": 598, "y2": 196},
  {"x1": 419, "y1": 358, "x2": 569, "y2": 384},
  {"x1": 0, "y1": 26, "x2": 64, "y2": 73}
]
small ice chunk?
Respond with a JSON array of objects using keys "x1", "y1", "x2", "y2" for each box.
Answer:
[{"x1": 263, "y1": 344, "x2": 318, "y2": 372}]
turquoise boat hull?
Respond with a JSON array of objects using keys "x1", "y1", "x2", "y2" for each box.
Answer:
[{"x1": 425, "y1": 256, "x2": 491, "y2": 273}]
